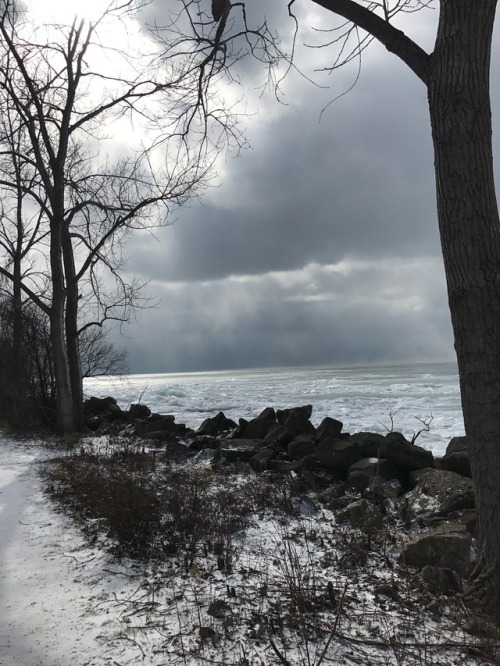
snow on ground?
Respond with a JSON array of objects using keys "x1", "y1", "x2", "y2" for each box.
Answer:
[
  {"x1": 0, "y1": 436, "x2": 493, "y2": 666},
  {"x1": 0, "y1": 438, "x2": 127, "y2": 666}
]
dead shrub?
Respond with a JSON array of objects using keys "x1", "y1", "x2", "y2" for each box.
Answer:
[
  {"x1": 44, "y1": 450, "x2": 160, "y2": 557},
  {"x1": 43, "y1": 450, "x2": 254, "y2": 563}
]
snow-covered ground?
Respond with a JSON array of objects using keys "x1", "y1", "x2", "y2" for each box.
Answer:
[
  {"x1": 0, "y1": 437, "x2": 492, "y2": 666},
  {"x1": 0, "y1": 438, "x2": 129, "y2": 666}
]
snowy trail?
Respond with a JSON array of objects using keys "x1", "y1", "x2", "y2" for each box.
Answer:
[{"x1": 0, "y1": 439, "x2": 118, "y2": 666}]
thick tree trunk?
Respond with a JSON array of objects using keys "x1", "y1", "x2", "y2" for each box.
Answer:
[
  {"x1": 50, "y1": 216, "x2": 74, "y2": 434},
  {"x1": 11, "y1": 250, "x2": 23, "y2": 423},
  {"x1": 62, "y1": 226, "x2": 84, "y2": 430},
  {"x1": 427, "y1": 0, "x2": 500, "y2": 614}
]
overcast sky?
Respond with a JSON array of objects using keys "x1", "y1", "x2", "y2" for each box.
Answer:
[{"x1": 110, "y1": 1, "x2": 500, "y2": 374}]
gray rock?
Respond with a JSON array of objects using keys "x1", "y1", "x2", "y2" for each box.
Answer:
[
  {"x1": 264, "y1": 423, "x2": 294, "y2": 446},
  {"x1": 381, "y1": 432, "x2": 434, "y2": 471},
  {"x1": 288, "y1": 435, "x2": 316, "y2": 461},
  {"x1": 401, "y1": 521, "x2": 472, "y2": 574},
  {"x1": 268, "y1": 459, "x2": 293, "y2": 474},
  {"x1": 84, "y1": 395, "x2": 118, "y2": 415},
  {"x1": 317, "y1": 484, "x2": 345, "y2": 504},
  {"x1": 420, "y1": 566, "x2": 461, "y2": 596},
  {"x1": 102, "y1": 403, "x2": 124, "y2": 422},
  {"x1": 189, "y1": 435, "x2": 219, "y2": 451},
  {"x1": 348, "y1": 457, "x2": 402, "y2": 492},
  {"x1": 220, "y1": 439, "x2": 265, "y2": 462},
  {"x1": 337, "y1": 498, "x2": 384, "y2": 532},
  {"x1": 276, "y1": 405, "x2": 313, "y2": 424},
  {"x1": 144, "y1": 431, "x2": 178, "y2": 442},
  {"x1": 445, "y1": 436, "x2": 468, "y2": 455},
  {"x1": 315, "y1": 438, "x2": 362, "y2": 474},
  {"x1": 291, "y1": 496, "x2": 319, "y2": 516},
  {"x1": 127, "y1": 403, "x2": 151, "y2": 420},
  {"x1": 439, "y1": 436, "x2": 471, "y2": 478},
  {"x1": 350, "y1": 431, "x2": 433, "y2": 471},
  {"x1": 293, "y1": 455, "x2": 323, "y2": 472},
  {"x1": 137, "y1": 414, "x2": 176, "y2": 437},
  {"x1": 363, "y1": 476, "x2": 403, "y2": 503},
  {"x1": 239, "y1": 408, "x2": 276, "y2": 439},
  {"x1": 349, "y1": 432, "x2": 386, "y2": 457},
  {"x1": 87, "y1": 415, "x2": 100, "y2": 431},
  {"x1": 316, "y1": 417, "x2": 343, "y2": 441},
  {"x1": 404, "y1": 468, "x2": 475, "y2": 523},
  {"x1": 197, "y1": 411, "x2": 237, "y2": 437},
  {"x1": 249, "y1": 447, "x2": 276, "y2": 472},
  {"x1": 164, "y1": 440, "x2": 190, "y2": 459},
  {"x1": 276, "y1": 405, "x2": 316, "y2": 439}
]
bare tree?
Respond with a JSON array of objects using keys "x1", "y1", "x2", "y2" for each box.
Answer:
[
  {"x1": 0, "y1": 290, "x2": 55, "y2": 426},
  {"x1": 79, "y1": 327, "x2": 127, "y2": 379},
  {"x1": 179, "y1": 0, "x2": 500, "y2": 613},
  {"x1": 0, "y1": 114, "x2": 50, "y2": 393},
  {"x1": 0, "y1": 0, "x2": 225, "y2": 432}
]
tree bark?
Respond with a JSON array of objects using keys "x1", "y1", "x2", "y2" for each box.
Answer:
[
  {"x1": 311, "y1": 0, "x2": 430, "y2": 82},
  {"x1": 427, "y1": 0, "x2": 500, "y2": 614},
  {"x1": 49, "y1": 207, "x2": 74, "y2": 433},
  {"x1": 62, "y1": 225, "x2": 84, "y2": 430},
  {"x1": 307, "y1": 0, "x2": 500, "y2": 612}
]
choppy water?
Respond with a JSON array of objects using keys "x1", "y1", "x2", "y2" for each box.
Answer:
[{"x1": 84, "y1": 362, "x2": 463, "y2": 457}]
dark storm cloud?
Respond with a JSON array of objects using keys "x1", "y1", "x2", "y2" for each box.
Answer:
[
  {"x1": 114, "y1": 3, "x2": 500, "y2": 373},
  {"x1": 118, "y1": 256, "x2": 453, "y2": 373},
  {"x1": 128, "y1": 59, "x2": 437, "y2": 283}
]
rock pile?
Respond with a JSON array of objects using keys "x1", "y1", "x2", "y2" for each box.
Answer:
[{"x1": 83, "y1": 398, "x2": 475, "y2": 586}]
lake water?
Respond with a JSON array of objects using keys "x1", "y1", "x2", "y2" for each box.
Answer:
[{"x1": 84, "y1": 361, "x2": 463, "y2": 457}]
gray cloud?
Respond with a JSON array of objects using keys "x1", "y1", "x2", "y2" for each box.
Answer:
[
  {"x1": 117, "y1": 257, "x2": 454, "y2": 373},
  {"x1": 114, "y1": 2, "x2": 500, "y2": 373},
  {"x1": 128, "y1": 65, "x2": 437, "y2": 283}
]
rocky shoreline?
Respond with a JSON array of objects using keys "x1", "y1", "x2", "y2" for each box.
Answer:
[{"x1": 83, "y1": 396, "x2": 476, "y2": 593}]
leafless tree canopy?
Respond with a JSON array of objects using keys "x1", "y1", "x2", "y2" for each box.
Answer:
[{"x1": 0, "y1": 0, "x2": 247, "y2": 430}]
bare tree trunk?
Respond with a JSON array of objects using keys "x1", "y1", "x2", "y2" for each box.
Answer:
[
  {"x1": 8, "y1": 249, "x2": 24, "y2": 425},
  {"x1": 50, "y1": 214, "x2": 74, "y2": 434},
  {"x1": 427, "y1": 0, "x2": 500, "y2": 614},
  {"x1": 62, "y1": 225, "x2": 84, "y2": 430}
]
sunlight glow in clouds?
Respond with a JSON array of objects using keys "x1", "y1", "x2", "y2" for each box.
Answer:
[{"x1": 32, "y1": 0, "x2": 106, "y2": 24}]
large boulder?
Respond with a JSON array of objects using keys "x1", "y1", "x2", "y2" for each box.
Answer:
[
  {"x1": 276, "y1": 405, "x2": 313, "y2": 424},
  {"x1": 401, "y1": 521, "x2": 472, "y2": 575},
  {"x1": 239, "y1": 408, "x2": 277, "y2": 439},
  {"x1": 189, "y1": 435, "x2": 219, "y2": 451},
  {"x1": 347, "y1": 457, "x2": 402, "y2": 492},
  {"x1": 420, "y1": 565, "x2": 461, "y2": 596},
  {"x1": 127, "y1": 403, "x2": 151, "y2": 420},
  {"x1": 249, "y1": 447, "x2": 277, "y2": 473},
  {"x1": 315, "y1": 438, "x2": 362, "y2": 475},
  {"x1": 349, "y1": 432, "x2": 386, "y2": 457},
  {"x1": 381, "y1": 432, "x2": 434, "y2": 471},
  {"x1": 337, "y1": 498, "x2": 384, "y2": 532},
  {"x1": 349, "y1": 431, "x2": 433, "y2": 472},
  {"x1": 363, "y1": 477, "x2": 403, "y2": 507},
  {"x1": 84, "y1": 396, "x2": 124, "y2": 422},
  {"x1": 438, "y1": 436, "x2": 471, "y2": 478},
  {"x1": 316, "y1": 417, "x2": 344, "y2": 441},
  {"x1": 288, "y1": 435, "x2": 316, "y2": 461},
  {"x1": 197, "y1": 411, "x2": 237, "y2": 437},
  {"x1": 404, "y1": 468, "x2": 475, "y2": 523},
  {"x1": 276, "y1": 405, "x2": 316, "y2": 439},
  {"x1": 220, "y1": 439, "x2": 265, "y2": 462},
  {"x1": 84, "y1": 395, "x2": 118, "y2": 415},
  {"x1": 264, "y1": 423, "x2": 295, "y2": 447},
  {"x1": 136, "y1": 414, "x2": 177, "y2": 437}
]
